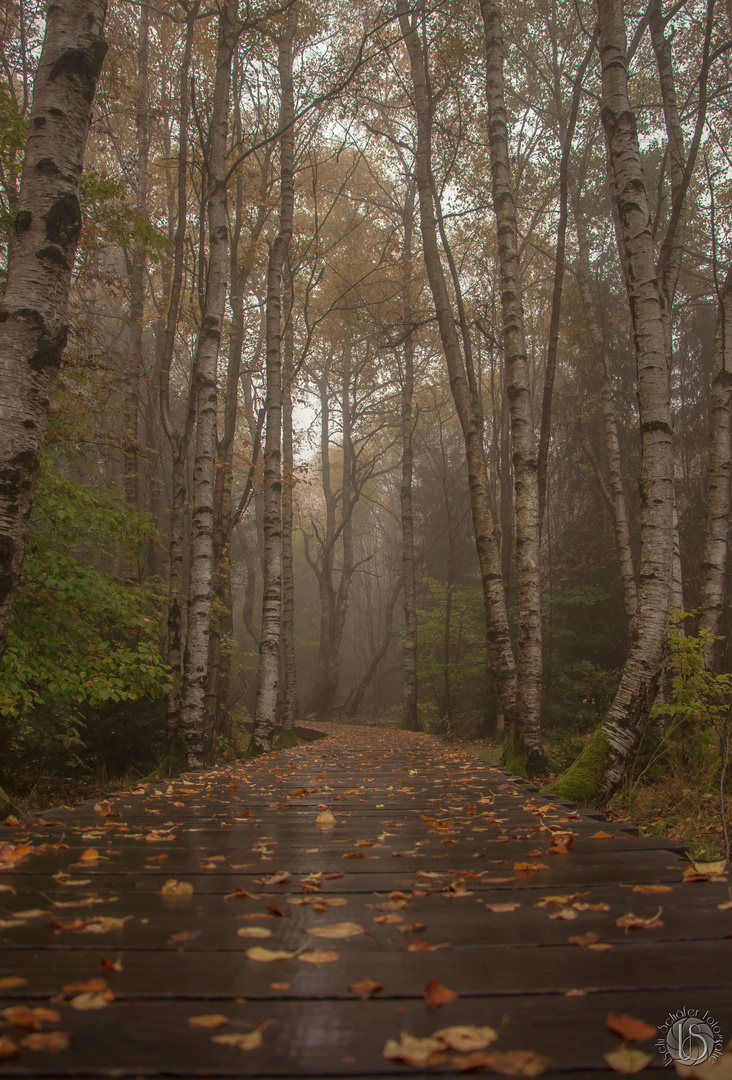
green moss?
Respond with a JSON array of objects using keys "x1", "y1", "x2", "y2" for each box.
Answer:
[
  {"x1": 542, "y1": 726, "x2": 612, "y2": 808},
  {"x1": 501, "y1": 726, "x2": 528, "y2": 777},
  {"x1": 274, "y1": 730, "x2": 298, "y2": 749}
]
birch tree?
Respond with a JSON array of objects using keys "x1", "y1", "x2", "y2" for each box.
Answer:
[
  {"x1": 179, "y1": 0, "x2": 235, "y2": 766},
  {"x1": 250, "y1": 0, "x2": 298, "y2": 755},
  {"x1": 0, "y1": 0, "x2": 108, "y2": 660}
]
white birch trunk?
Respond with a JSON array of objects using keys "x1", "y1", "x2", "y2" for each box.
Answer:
[
  {"x1": 0, "y1": 0, "x2": 107, "y2": 659},
  {"x1": 179, "y1": 0, "x2": 234, "y2": 767},
  {"x1": 250, "y1": 1, "x2": 297, "y2": 754},
  {"x1": 480, "y1": 0, "x2": 545, "y2": 774}
]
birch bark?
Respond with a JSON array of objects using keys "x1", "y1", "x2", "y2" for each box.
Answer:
[
  {"x1": 480, "y1": 0, "x2": 545, "y2": 773},
  {"x1": 547, "y1": 0, "x2": 674, "y2": 804},
  {"x1": 699, "y1": 264, "x2": 732, "y2": 666},
  {"x1": 401, "y1": 183, "x2": 419, "y2": 731},
  {"x1": 396, "y1": 0, "x2": 517, "y2": 738},
  {"x1": 0, "y1": 0, "x2": 107, "y2": 659},
  {"x1": 250, "y1": 1, "x2": 297, "y2": 754},
  {"x1": 179, "y1": 0, "x2": 235, "y2": 767}
]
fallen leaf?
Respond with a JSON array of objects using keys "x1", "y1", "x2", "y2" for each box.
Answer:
[
  {"x1": 434, "y1": 1025, "x2": 498, "y2": 1051},
  {"x1": 424, "y1": 978, "x2": 459, "y2": 1007},
  {"x1": 160, "y1": 879, "x2": 194, "y2": 897},
  {"x1": 1, "y1": 1006, "x2": 60, "y2": 1029},
  {"x1": 82, "y1": 916, "x2": 133, "y2": 934},
  {"x1": 69, "y1": 990, "x2": 114, "y2": 1010},
  {"x1": 269, "y1": 981, "x2": 291, "y2": 991},
  {"x1": 0, "y1": 977, "x2": 26, "y2": 989},
  {"x1": 211, "y1": 1030, "x2": 264, "y2": 1050},
  {"x1": 568, "y1": 932, "x2": 602, "y2": 946},
  {"x1": 408, "y1": 940, "x2": 448, "y2": 951},
  {"x1": 674, "y1": 1052, "x2": 732, "y2": 1080},
  {"x1": 188, "y1": 1014, "x2": 230, "y2": 1028},
  {"x1": 485, "y1": 902, "x2": 521, "y2": 913},
  {"x1": 62, "y1": 978, "x2": 107, "y2": 994},
  {"x1": 604, "y1": 1047, "x2": 654, "y2": 1073},
  {"x1": 718, "y1": 901, "x2": 732, "y2": 911},
  {"x1": 475, "y1": 1049, "x2": 548, "y2": 1075},
  {"x1": 588, "y1": 942, "x2": 613, "y2": 951},
  {"x1": 316, "y1": 812, "x2": 336, "y2": 827},
  {"x1": 514, "y1": 862, "x2": 549, "y2": 872},
  {"x1": 258, "y1": 871, "x2": 291, "y2": 885},
  {"x1": 590, "y1": 831, "x2": 615, "y2": 840},
  {"x1": 168, "y1": 930, "x2": 201, "y2": 943},
  {"x1": 306, "y1": 921, "x2": 364, "y2": 939},
  {"x1": 349, "y1": 977, "x2": 383, "y2": 1000},
  {"x1": 606, "y1": 1013, "x2": 657, "y2": 1041},
  {"x1": 549, "y1": 907, "x2": 578, "y2": 921},
  {"x1": 572, "y1": 902, "x2": 610, "y2": 912},
  {"x1": 245, "y1": 947, "x2": 293, "y2": 962},
  {"x1": 78, "y1": 848, "x2": 100, "y2": 863},
  {"x1": 19, "y1": 1031, "x2": 72, "y2": 1053},
  {"x1": 615, "y1": 907, "x2": 664, "y2": 931},
  {"x1": 237, "y1": 926, "x2": 272, "y2": 938},
  {"x1": 632, "y1": 884, "x2": 672, "y2": 894},
  {"x1": 298, "y1": 949, "x2": 340, "y2": 966},
  {"x1": 383, "y1": 1032, "x2": 445, "y2": 1068},
  {"x1": 0, "y1": 1036, "x2": 19, "y2": 1060},
  {"x1": 224, "y1": 888, "x2": 257, "y2": 900},
  {"x1": 99, "y1": 956, "x2": 123, "y2": 972}
]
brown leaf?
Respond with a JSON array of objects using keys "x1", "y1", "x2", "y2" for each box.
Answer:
[
  {"x1": 237, "y1": 926, "x2": 272, "y2": 938},
  {"x1": 19, "y1": 1031, "x2": 72, "y2": 1053},
  {"x1": 383, "y1": 1032, "x2": 445, "y2": 1068},
  {"x1": 591, "y1": 831, "x2": 615, "y2": 840},
  {"x1": 568, "y1": 932, "x2": 602, "y2": 947},
  {"x1": 349, "y1": 977, "x2": 383, "y2": 1000},
  {"x1": 423, "y1": 978, "x2": 459, "y2": 1007},
  {"x1": 82, "y1": 916, "x2": 133, "y2": 934},
  {"x1": 606, "y1": 1013, "x2": 657, "y2": 1042},
  {"x1": 269, "y1": 981, "x2": 291, "y2": 991},
  {"x1": 514, "y1": 862, "x2": 549, "y2": 872},
  {"x1": 485, "y1": 902, "x2": 521, "y2": 913},
  {"x1": 615, "y1": 907, "x2": 664, "y2": 931},
  {"x1": 188, "y1": 1014, "x2": 230, "y2": 1028},
  {"x1": 267, "y1": 902, "x2": 290, "y2": 917},
  {"x1": 224, "y1": 887, "x2": 257, "y2": 900},
  {"x1": 476, "y1": 1050, "x2": 548, "y2": 1075},
  {"x1": 99, "y1": 956, "x2": 123, "y2": 972},
  {"x1": 168, "y1": 930, "x2": 201, "y2": 943},
  {"x1": 306, "y1": 921, "x2": 364, "y2": 939},
  {"x1": 572, "y1": 902, "x2": 610, "y2": 912},
  {"x1": 1, "y1": 1006, "x2": 60, "y2": 1029},
  {"x1": 62, "y1": 978, "x2": 107, "y2": 994},
  {"x1": 0, "y1": 1036, "x2": 19, "y2": 1060},
  {"x1": 632, "y1": 884, "x2": 672, "y2": 894},
  {"x1": 549, "y1": 907, "x2": 578, "y2": 921},
  {"x1": 604, "y1": 1047, "x2": 654, "y2": 1073},
  {"x1": 408, "y1": 940, "x2": 448, "y2": 952},
  {"x1": 0, "y1": 976, "x2": 26, "y2": 989},
  {"x1": 316, "y1": 811, "x2": 336, "y2": 827},
  {"x1": 78, "y1": 848, "x2": 100, "y2": 863}
]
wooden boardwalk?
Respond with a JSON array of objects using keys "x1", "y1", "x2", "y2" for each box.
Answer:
[{"x1": 0, "y1": 723, "x2": 730, "y2": 1077}]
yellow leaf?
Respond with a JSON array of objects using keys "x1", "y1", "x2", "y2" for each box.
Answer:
[
  {"x1": 236, "y1": 926, "x2": 272, "y2": 938},
  {"x1": 604, "y1": 1048, "x2": 654, "y2": 1074},
  {"x1": 212, "y1": 1030, "x2": 263, "y2": 1050},
  {"x1": 383, "y1": 1032, "x2": 445, "y2": 1068},
  {"x1": 434, "y1": 1025, "x2": 498, "y2": 1051},
  {"x1": 188, "y1": 1015, "x2": 230, "y2": 1028},
  {"x1": 297, "y1": 949, "x2": 340, "y2": 966},
  {"x1": 316, "y1": 811, "x2": 336, "y2": 828},
  {"x1": 245, "y1": 947, "x2": 293, "y2": 962},
  {"x1": 160, "y1": 879, "x2": 194, "y2": 897}
]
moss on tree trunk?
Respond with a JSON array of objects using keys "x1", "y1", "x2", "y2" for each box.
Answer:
[{"x1": 542, "y1": 726, "x2": 613, "y2": 808}]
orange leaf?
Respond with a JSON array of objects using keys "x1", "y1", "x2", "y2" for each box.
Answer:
[
  {"x1": 18, "y1": 1031, "x2": 72, "y2": 1053},
  {"x1": 349, "y1": 977, "x2": 383, "y2": 1000},
  {"x1": 606, "y1": 1013, "x2": 657, "y2": 1042},
  {"x1": 0, "y1": 1036, "x2": 19, "y2": 1060},
  {"x1": 423, "y1": 978, "x2": 459, "y2": 1007},
  {"x1": 615, "y1": 907, "x2": 664, "y2": 932}
]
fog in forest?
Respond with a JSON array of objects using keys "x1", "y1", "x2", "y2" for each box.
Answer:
[{"x1": 0, "y1": 0, "x2": 730, "y2": 846}]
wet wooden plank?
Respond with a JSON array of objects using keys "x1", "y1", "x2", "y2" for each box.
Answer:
[{"x1": 0, "y1": 723, "x2": 728, "y2": 1078}]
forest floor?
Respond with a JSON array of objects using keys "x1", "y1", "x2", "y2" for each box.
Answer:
[{"x1": 463, "y1": 734, "x2": 730, "y2": 862}]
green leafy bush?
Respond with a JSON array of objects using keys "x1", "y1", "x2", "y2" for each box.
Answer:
[{"x1": 0, "y1": 458, "x2": 171, "y2": 803}]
